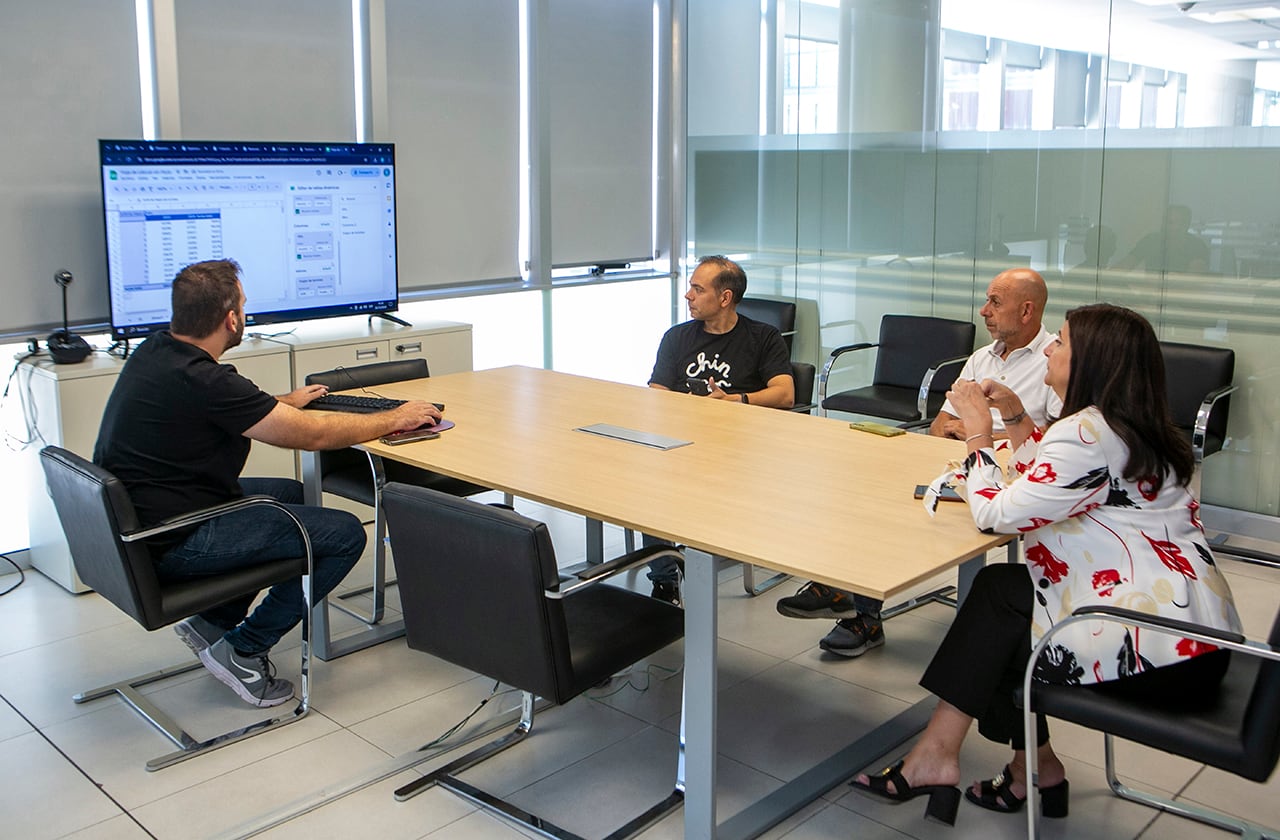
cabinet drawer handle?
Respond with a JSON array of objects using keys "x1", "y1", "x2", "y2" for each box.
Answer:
[
  {"x1": 395, "y1": 341, "x2": 422, "y2": 354},
  {"x1": 355, "y1": 347, "x2": 380, "y2": 360}
]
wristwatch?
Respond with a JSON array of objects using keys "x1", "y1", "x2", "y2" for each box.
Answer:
[
  {"x1": 1001, "y1": 409, "x2": 1026, "y2": 424},
  {"x1": 740, "y1": 393, "x2": 749, "y2": 404}
]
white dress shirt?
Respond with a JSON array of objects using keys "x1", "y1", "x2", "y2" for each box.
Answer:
[{"x1": 938, "y1": 326, "x2": 1062, "y2": 432}]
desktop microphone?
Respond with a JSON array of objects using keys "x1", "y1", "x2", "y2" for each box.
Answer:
[{"x1": 47, "y1": 269, "x2": 93, "y2": 364}]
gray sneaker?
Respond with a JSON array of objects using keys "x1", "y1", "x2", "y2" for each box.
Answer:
[
  {"x1": 819, "y1": 616, "x2": 885, "y2": 658},
  {"x1": 175, "y1": 616, "x2": 224, "y2": 656},
  {"x1": 198, "y1": 638, "x2": 295, "y2": 707}
]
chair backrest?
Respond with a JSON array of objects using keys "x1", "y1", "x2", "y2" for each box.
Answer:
[
  {"x1": 305, "y1": 358, "x2": 434, "y2": 483},
  {"x1": 791, "y1": 361, "x2": 816, "y2": 409},
  {"x1": 304, "y1": 357, "x2": 430, "y2": 391},
  {"x1": 1241, "y1": 608, "x2": 1280, "y2": 780},
  {"x1": 873, "y1": 314, "x2": 976, "y2": 392},
  {"x1": 381, "y1": 483, "x2": 575, "y2": 703},
  {"x1": 1160, "y1": 341, "x2": 1234, "y2": 454},
  {"x1": 39, "y1": 446, "x2": 164, "y2": 628},
  {"x1": 737, "y1": 297, "x2": 797, "y2": 354}
]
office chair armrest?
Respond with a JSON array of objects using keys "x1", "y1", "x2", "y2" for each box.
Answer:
[
  {"x1": 827, "y1": 341, "x2": 878, "y2": 359},
  {"x1": 122, "y1": 495, "x2": 302, "y2": 542},
  {"x1": 898, "y1": 418, "x2": 933, "y2": 433},
  {"x1": 1192, "y1": 383, "x2": 1238, "y2": 458},
  {"x1": 1019, "y1": 605, "x2": 1280, "y2": 761},
  {"x1": 916, "y1": 355, "x2": 970, "y2": 420},
  {"x1": 549, "y1": 546, "x2": 685, "y2": 599},
  {"x1": 1067, "y1": 604, "x2": 1247, "y2": 646},
  {"x1": 1209, "y1": 542, "x2": 1280, "y2": 571},
  {"x1": 818, "y1": 342, "x2": 879, "y2": 406},
  {"x1": 1023, "y1": 607, "x2": 1275, "y2": 705}
]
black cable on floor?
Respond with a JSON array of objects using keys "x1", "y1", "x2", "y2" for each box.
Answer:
[{"x1": 0, "y1": 552, "x2": 25, "y2": 596}]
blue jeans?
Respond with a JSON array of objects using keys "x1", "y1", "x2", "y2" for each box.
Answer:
[
  {"x1": 154, "y1": 478, "x2": 365, "y2": 654},
  {"x1": 643, "y1": 533, "x2": 682, "y2": 584},
  {"x1": 851, "y1": 594, "x2": 883, "y2": 619}
]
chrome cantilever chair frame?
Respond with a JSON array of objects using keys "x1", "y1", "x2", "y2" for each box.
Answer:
[
  {"x1": 107, "y1": 497, "x2": 313, "y2": 771},
  {"x1": 1023, "y1": 605, "x2": 1280, "y2": 840},
  {"x1": 42, "y1": 444, "x2": 314, "y2": 771},
  {"x1": 1189, "y1": 381, "x2": 1238, "y2": 500}
]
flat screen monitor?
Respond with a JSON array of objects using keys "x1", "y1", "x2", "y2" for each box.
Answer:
[{"x1": 99, "y1": 139, "x2": 399, "y2": 340}]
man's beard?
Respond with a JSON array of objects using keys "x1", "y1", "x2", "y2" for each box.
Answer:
[{"x1": 225, "y1": 319, "x2": 245, "y2": 351}]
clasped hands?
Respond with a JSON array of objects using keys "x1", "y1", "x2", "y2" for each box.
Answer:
[{"x1": 946, "y1": 378, "x2": 1023, "y2": 438}]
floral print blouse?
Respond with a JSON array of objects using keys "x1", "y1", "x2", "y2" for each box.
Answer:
[{"x1": 958, "y1": 407, "x2": 1241, "y2": 686}]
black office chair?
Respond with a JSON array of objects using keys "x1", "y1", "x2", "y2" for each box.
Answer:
[
  {"x1": 39, "y1": 446, "x2": 312, "y2": 771},
  {"x1": 790, "y1": 360, "x2": 817, "y2": 414},
  {"x1": 737, "y1": 297, "x2": 815, "y2": 414},
  {"x1": 304, "y1": 359, "x2": 491, "y2": 637},
  {"x1": 1023, "y1": 601, "x2": 1280, "y2": 839},
  {"x1": 818, "y1": 314, "x2": 976, "y2": 425},
  {"x1": 738, "y1": 296, "x2": 798, "y2": 352},
  {"x1": 381, "y1": 483, "x2": 687, "y2": 839},
  {"x1": 1159, "y1": 341, "x2": 1236, "y2": 501}
]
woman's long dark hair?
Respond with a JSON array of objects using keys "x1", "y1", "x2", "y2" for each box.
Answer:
[{"x1": 1060, "y1": 303, "x2": 1193, "y2": 490}]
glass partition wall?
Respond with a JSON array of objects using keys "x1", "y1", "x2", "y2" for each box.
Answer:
[{"x1": 687, "y1": 0, "x2": 1280, "y2": 517}]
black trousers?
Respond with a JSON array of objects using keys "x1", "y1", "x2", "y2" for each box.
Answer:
[{"x1": 920, "y1": 563, "x2": 1229, "y2": 750}]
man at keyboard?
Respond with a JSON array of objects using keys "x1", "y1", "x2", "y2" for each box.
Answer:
[{"x1": 95, "y1": 259, "x2": 441, "y2": 709}]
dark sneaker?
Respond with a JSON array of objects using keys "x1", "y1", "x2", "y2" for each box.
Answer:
[
  {"x1": 198, "y1": 639, "x2": 295, "y2": 707},
  {"x1": 776, "y1": 582, "x2": 860, "y2": 619},
  {"x1": 819, "y1": 616, "x2": 885, "y2": 658},
  {"x1": 651, "y1": 580, "x2": 682, "y2": 608},
  {"x1": 175, "y1": 616, "x2": 224, "y2": 657}
]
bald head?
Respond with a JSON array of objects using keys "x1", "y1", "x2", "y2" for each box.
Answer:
[{"x1": 980, "y1": 268, "x2": 1048, "y2": 351}]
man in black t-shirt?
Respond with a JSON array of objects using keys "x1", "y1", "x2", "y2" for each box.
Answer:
[
  {"x1": 95, "y1": 259, "x2": 441, "y2": 708},
  {"x1": 649, "y1": 256, "x2": 793, "y2": 407},
  {"x1": 643, "y1": 256, "x2": 794, "y2": 603}
]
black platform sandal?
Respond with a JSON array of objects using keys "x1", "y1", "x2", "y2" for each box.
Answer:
[
  {"x1": 850, "y1": 760, "x2": 962, "y2": 826},
  {"x1": 964, "y1": 764, "x2": 1069, "y2": 818}
]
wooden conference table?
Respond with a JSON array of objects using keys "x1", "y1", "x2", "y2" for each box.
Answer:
[{"x1": 315, "y1": 365, "x2": 1011, "y2": 839}]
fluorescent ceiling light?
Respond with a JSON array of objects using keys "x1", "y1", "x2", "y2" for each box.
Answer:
[{"x1": 1189, "y1": 6, "x2": 1280, "y2": 23}]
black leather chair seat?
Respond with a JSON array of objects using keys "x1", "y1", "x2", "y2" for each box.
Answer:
[
  {"x1": 1035, "y1": 655, "x2": 1271, "y2": 780},
  {"x1": 155, "y1": 556, "x2": 306, "y2": 628},
  {"x1": 562, "y1": 584, "x2": 683, "y2": 703},
  {"x1": 822, "y1": 384, "x2": 947, "y2": 422}
]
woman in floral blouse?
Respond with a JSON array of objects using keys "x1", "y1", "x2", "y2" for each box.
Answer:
[{"x1": 851, "y1": 303, "x2": 1240, "y2": 826}]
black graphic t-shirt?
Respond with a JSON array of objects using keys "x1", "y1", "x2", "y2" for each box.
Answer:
[
  {"x1": 649, "y1": 315, "x2": 791, "y2": 395},
  {"x1": 94, "y1": 331, "x2": 277, "y2": 543}
]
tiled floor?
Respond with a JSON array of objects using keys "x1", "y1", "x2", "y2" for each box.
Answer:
[{"x1": 2, "y1": 495, "x2": 1278, "y2": 840}]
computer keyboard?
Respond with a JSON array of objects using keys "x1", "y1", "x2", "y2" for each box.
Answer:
[{"x1": 307, "y1": 393, "x2": 406, "y2": 413}]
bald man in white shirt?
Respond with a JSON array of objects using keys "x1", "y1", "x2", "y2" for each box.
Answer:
[{"x1": 778, "y1": 268, "x2": 1061, "y2": 658}]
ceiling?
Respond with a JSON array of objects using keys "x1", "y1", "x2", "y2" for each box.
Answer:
[
  {"x1": 942, "y1": 0, "x2": 1280, "y2": 71},
  {"x1": 1140, "y1": 0, "x2": 1280, "y2": 51}
]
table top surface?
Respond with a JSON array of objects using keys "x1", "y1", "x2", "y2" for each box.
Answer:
[{"x1": 360, "y1": 365, "x2": 1009, "y2": 600}]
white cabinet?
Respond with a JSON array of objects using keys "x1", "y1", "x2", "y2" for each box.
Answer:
[
  {"x1": 280, "y1": 316, "x2": 473, "y2": 384},
  {"x1": 20, "y1": 315, "x2": 473, "y2": 593}
]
